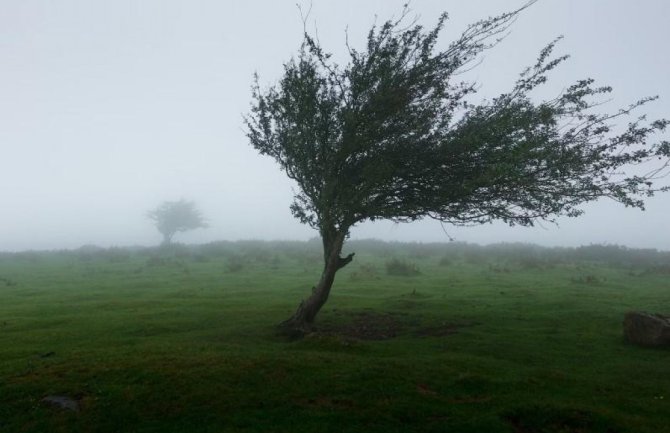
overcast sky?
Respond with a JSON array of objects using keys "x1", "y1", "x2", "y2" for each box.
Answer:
[{"x1": 1, "y1": 0, "x2": 669, "y2": 251}]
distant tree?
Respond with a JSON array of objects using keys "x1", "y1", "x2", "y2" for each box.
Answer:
[
  {"x1": 246, "y1": 3, "x2": 670, "y2": 334},
  {"x1": 147, "y1": 200, "x2": 207, "y2": 245}
]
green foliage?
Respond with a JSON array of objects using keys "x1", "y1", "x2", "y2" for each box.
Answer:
[
  {"x1": 147, "y1": 200, "x2": 207, "y2": 245},
  {"x1": 246, "y1": 3, "x2": 669, "y2": 236}
]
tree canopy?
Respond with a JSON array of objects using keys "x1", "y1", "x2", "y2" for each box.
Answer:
[
  {"x1": 147, "y1": 200, "x2": 207, "y2": 245},
  {"x1": 245, "y1": 2, "x2": 670, "y2": 332}
]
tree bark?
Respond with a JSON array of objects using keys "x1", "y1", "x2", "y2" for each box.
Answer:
[{"x1": 279, "y1": 228, "x2": 354, "y2": 336}]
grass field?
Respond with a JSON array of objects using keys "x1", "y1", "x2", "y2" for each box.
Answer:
[{"x1": 1, "y1": 240, "x2": 669, "y2": 432}]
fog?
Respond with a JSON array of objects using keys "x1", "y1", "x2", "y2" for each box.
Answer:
[{"x1": 1, "y1": 0, "x2": 668, "y2": 251}]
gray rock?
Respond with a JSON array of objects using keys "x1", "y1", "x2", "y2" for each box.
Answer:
[
  {"x1": 41, "y1": 395, "x2": 79, "y2": 412},
  {"x1": 623, "y1": 311, "x2": 670, "y2": 347}
]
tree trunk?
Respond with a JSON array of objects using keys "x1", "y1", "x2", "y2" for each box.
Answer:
[
  {"x1": 161, "y1": 232, "x2": 174, "y2": 245},
  {"x1": 279, "y1": 228, "x2": 354, "y2": 336}
]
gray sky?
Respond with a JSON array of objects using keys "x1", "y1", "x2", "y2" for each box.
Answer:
[{"x1": 1, "y1": 0, "x2": 669, "y2": 251}]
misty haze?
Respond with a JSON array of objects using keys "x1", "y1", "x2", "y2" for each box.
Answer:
[{"x1": 1, "y1": 1, "x2": 669, "y2": 432}]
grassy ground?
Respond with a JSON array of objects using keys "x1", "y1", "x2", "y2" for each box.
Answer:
[{"x1": 0, "y1": 241, "x2": 668, "y2": 432}]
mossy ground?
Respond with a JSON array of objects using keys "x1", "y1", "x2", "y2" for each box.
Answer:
[{"x1": 0, "y1": 241, "x2": 668, "y2": 432}]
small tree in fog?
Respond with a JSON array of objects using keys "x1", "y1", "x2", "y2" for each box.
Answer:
[
  {"x1": 246, "y1": 3, "x2": 670, "y2": 334},
  {"x1": 147, "y1": 200, "x2": 207, "y2": 245}
]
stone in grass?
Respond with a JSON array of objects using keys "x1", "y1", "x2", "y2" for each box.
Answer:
[
  {"x1": 623, "y1": 311, "x2": 670, "y2": 347},
  {"x1": 41, "y1": 395, "x2": 79, "y2": 412}
]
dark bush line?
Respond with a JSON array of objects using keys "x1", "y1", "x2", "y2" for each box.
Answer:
[{"x1": 0, "y1": 240, "x2": 669, "y2": 269}]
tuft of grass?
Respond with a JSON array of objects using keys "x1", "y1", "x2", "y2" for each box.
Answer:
[
  {"x1": 385, "y1": 258, "x2": 421, "y2": 276},
  {"x1": 225, "y1": 254, "x2": 247, "y2": 273},
  {"x1": 349, "y1": 263, "x2": 379, "y2": 281}
]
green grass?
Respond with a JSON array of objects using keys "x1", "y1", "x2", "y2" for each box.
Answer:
[{"x1": 0, "y1": 241, "x2": 669, "y2": 432}]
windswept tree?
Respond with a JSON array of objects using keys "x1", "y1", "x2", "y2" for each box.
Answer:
[
  {"x1": 246, "y1": 3, "x2": 670, "y2": 334},
  {"x1": 147, "y1": 200, "x2": 207, "y2": 245}
]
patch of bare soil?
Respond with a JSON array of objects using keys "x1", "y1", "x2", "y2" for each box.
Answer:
[
  {"x1": 41, "y1": 395, "x2": 80, "y2": 412},
  {"x1": 317, "y1": 310, "x2": 475, "y2": 340},
  {"x1": 318, "y1": 311, "x2": 402, "y2": 340}
]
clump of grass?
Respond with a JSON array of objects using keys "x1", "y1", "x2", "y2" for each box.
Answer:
[
  {"x1": 571, "y1": 274, "x2": 604, "y2": 285},
  {"x1": 145, "y1": 256, "x2": 168, "y2": 267},
  {"x1": 154, "y1": 243, "x2": 192, "y2": 260},
  {"x1": 12, "y1": 251, "x2": 42, "y2": 263},
  {"x1": 349, "y1": 263, "x2": 379, "y2": 281},
  {"x1": 385, "y1": 258, "x2": 420, "y2": 276},
  {"x1": 191, "y1": 253, "x2": 210, "y2": 263},
  {"x1": 644, "y1": 264, "x2": 670, "y2": 275},
  {"x1": 269, "y1": 255, "x2": 281, "y2": 269},
  {"x1": 198, "y1": 241, "x2": 234, "y2": 258},
  {"x1": 516, "y1": 256, "x2": 553, "y2": 270},
  {"x1": 463, "y1": 250, "x2": 488, "y2": 265},
  {"x1": 488, "y1": 263, "x2": 511, "y2": 273},
  {"x1": 0, "y1": 276, "x2": 17, "y2": 286},
  {"x1": 102, "y1": 247, "x2": 132, "y2": 263},
  {"x1": 142, "y1": 255, "x2": 191, "y2": 276},
  {"x1": 225, "y1": 255, "x2": 247, "y2": 273}
]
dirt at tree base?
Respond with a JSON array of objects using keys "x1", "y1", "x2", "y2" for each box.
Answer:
[
  {"x1": 314, "y1": 310, "x2": 474, "y2": 340},
  {"x1": 317, "y1": 311, "x2": 402, "y2": 340}
]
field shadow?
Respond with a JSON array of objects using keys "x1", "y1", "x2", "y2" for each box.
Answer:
[{"x1": 502, "y1": 405, "x2": 624, "y2": 433}]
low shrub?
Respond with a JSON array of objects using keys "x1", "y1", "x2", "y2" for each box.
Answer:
[
  {"x1": 349, "y1": 263, "x2": 379, "y2": 281},
  {"x1": 385, "y1": 258, "x2": 420, "y2": 277},
  {"x1": 225, "y1": 255, "x2": 247, "y2": 273}
]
